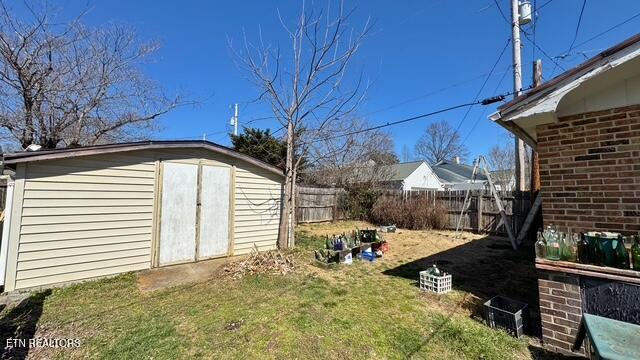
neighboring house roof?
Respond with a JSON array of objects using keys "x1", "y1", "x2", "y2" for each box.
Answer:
[
  {"x1": 382, "y1": 161, "x2": 425, "y2": 181},
  {"x1": 489, "y1": 32, "x2": 640, "y2": 146},
  {"x1": 432, "y1": 161, "x2": 487, "y2": 184},
  {"x1": 3, "y1": 140, "x2": 285, "y2": 177}
]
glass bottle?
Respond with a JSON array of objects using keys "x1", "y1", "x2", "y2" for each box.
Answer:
[
  {"x1": 577, "y1": 233, "x2": 590, "y2": 264},
  {"x1": 546, "y1": 226, "x2": 561, "y2": 261},
  {"x1": 615, "y1": 235, "x2": 630, "y2": 269},
  {"x1": 535, "y1": 230, "x2": 547, "y2": 259},
  {"x1": 593, "y1": 236, "x2": 604, "y2": 266},
  {"x1": 559, "y1": 232, "x2": 568, "y2": 261},
  {"x1": 631, "y1": 235, "x2": 640, "y2": 271},
  {"x1": 564, "y1": 232, "x2": 578, "y2": 262}
]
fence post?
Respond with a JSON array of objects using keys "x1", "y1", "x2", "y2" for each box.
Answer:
[
  {"x1": 477, "y1": 193, "x2": 483, "y2": 233},
  {"x1": 332, "y1": 190, "x2": 338, "y2": 222}
]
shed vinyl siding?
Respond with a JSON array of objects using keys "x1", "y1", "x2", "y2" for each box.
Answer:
[
  {"x1": 4, "y1": 147, "x2": 284, "y2": 291},
  {"x1": 9, "y1": 154, "x2": 155, "y2": 291},
  {"x1": 234, "y1": 165, "x2": 282, "y2": 255}
]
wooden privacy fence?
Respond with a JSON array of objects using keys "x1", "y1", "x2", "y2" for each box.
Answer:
[
  {"x1": 296, "y1": 186, "x2": 346, "y2": 223},
  {"x1": 438, "y1": 190, "x2": 531, "y2": 236},
  {"x1": 295, "y1": 186, "x2": 532, "y2": 236}
]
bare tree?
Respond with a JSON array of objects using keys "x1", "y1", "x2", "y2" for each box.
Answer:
[
  {"x1": 488, "y1": 141, "x2": 515, "y2": 191},
  {"x1": 233, "y1": 2, "x2": 370, "y2": 248},
  {"x1": 0, "y1": 2, "x2": 182, "y2": 149},
  {"x1": 307, "y1": 117, "x2": 397, "y2": 187},
  {"x1": 414, "y1": 120, "x2": 468, "y2": 165},
  {"x1": 401, "y1": 144, "x2": 412, "y2": 162}
]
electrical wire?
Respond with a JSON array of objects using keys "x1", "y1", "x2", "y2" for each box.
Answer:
[
  {"x1": 573, "y1": 10, "x2": 640, "y2": 50},
  {"x1": 550, "y1": 0, "x2": 587, "y2": 77},
  {"x1": 568, "y1": 0, "x2": 587, "y2": 52},
  {"x1": 451, "y1": 38, "x2": 511, "y2": 135},
  {"x1": 534, "y1": 0, "x2": 555, "y2": 12},
  {"x1": 460, "y1": 64, "x2": 511, "y2": 146},
  {"x1": 492, "y1": 0, "x2": 566, "y2": 73},
  {"x1": 300, "y1": 87, "x2": 529, "y2": 146}
]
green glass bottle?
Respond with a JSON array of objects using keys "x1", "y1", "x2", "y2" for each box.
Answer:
[
  {"x1": 593, "y1": 237, "x2": 604, "y2": 266},
  {"x1": 577, "y1": 233, "x2": 590, "y2": 264},
  {"x1": 631, "y1": 235, "x2": 640, "y2": 271},
  {"x1": 614, "y1": 235, "x2": 630, "y2": 269}
]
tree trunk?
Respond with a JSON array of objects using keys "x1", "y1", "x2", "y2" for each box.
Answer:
[
  {"x1": 290, "y1": 165, "x2": 298, "y2": 248},
  {"x1": 277, "y1": 118, "x2": 295, "y2": 249}
]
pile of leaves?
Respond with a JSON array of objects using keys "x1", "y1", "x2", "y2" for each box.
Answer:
[{"x1": 223, "y1": 247, "x2": 295, "y2": 279}]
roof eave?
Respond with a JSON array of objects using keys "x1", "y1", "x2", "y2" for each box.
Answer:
[{"x1": 3, "y1": 140, "x2": 285, "y2": 178}]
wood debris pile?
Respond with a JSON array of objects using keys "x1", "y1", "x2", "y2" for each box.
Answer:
[{"x1": 224, "y1": 246, "x2": 295, "y2": 279}]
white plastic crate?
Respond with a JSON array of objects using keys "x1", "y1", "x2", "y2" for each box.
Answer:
[{"x1": 419, "y1": 271, "x2": 452, "y2": 294}]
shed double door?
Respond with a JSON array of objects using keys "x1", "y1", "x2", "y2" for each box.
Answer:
[{"x1": 158, "y1": 162, "x2": 231, "y2": 265}]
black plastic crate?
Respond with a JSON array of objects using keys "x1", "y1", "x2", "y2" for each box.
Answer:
[{"x1": 483, "y1": 296, "x2": 528, "y2": 337}]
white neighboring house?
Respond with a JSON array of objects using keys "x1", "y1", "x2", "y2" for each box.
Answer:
[{"x1": 381, "y1": 161, "x2": 442, "y2": 191}]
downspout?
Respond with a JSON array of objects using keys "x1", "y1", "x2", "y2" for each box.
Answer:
[{"x1": 0, "y1": 180, "x2": 14, "y2": 288}]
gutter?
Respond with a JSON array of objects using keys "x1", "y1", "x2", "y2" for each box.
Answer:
[{"x1": 489, "y1": 110, "x2": 538, "y2": 149}]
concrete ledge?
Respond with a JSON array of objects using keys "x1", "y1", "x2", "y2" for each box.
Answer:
[{"x1": 536, "y1": 259, "x2": 640, "y2": 284}]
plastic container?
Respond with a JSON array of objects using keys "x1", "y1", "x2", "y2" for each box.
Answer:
[
  {"x1": 483, "y1": 296, "x2": 528, "y2": 337},
  {"x1": 419, "y1": 271, "x2": 452, "y2": 295},
  {"x1": 361, "y1": 251, "x2": 375, "y2": 262}
]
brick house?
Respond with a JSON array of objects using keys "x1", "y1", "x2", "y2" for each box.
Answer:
[{"x1": 490, "y1": 33, "x2": 640, "y2": 356}]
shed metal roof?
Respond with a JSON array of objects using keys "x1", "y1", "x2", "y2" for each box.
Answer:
[{"x1": 3, "y1": 140, "x2": 285, "y2": 178}]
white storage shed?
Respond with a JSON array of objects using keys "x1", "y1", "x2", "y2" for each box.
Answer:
[{"x1": 0, "y1": 141, "x2": 284, "y2": 292}]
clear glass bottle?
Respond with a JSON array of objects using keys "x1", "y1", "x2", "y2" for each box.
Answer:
[
  {"x1": 564, "y1": 232, "x2": 578, "y2": 262},
  {"x1": 631, "y1": 235, "x2": 640, "y2": 271},
  {"x1": 535, "y1": 230, "x2": 547, "y2": 259},
  {"x1": 545, "y1": 225, "x2": 561, "y2": 261},
  {"x1": 559, "y1": 232, "x2": 568, "y2": 261}
]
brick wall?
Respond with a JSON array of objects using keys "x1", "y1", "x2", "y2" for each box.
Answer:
[
  {"x1": 538, "y1": 271, "x2": 585, "y2": 355},
  {"x1": 537, "y1": 104, "x2": 640, "y2": 234}
]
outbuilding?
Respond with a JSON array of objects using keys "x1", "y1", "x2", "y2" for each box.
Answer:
[{"x1": 0, "y1": 141, "x2": 284, "y2": 292}]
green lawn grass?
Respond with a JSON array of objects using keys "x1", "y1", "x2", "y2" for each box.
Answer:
[{"x1": 1, "y1": 232, "x2": 530, "y2": 359}]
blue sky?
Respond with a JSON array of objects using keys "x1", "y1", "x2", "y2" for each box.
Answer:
[{"x1": 37, "y1": 0, "x2": 640, "y2": 161}]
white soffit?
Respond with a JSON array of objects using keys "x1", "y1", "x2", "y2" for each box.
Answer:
[{"x1": 503, "y1": 41, "x2": 640, "y2": 123}]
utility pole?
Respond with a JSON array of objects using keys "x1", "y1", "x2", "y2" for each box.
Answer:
[
  {"x1": 230, "y1": 103, "x2": 239, "y2": 136},
  {"x1": 511, "y1": 0, "x2": 527, "y2": 193}
]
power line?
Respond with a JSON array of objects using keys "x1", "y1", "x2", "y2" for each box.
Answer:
[
  {"x1": 460, "y1": 64, "x2": 512, "y2": 146},
  {"x1": 534, "y1": 0, "x2": 555, "y2": 12},
  {"x1": 573, "y1": 10, "x2": 640, "y2": 49},
  {"x1": 452, "y1": 38, "x2": 511, "y2": 135},
  {"x1": 302, "y1": 87, "x2": 528, "y2": 146},
  {"x1": 568, "y1": 0, "x2": 587, "y2": 52},
  {"x1": 550, "y1": 0, "x2": 587, "y2": 77},
  {"x1": 492, "y1": 0, "x2": 566, "y2": 72}
]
